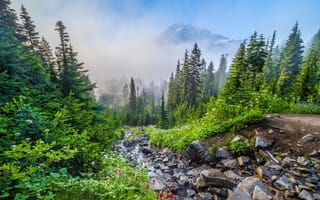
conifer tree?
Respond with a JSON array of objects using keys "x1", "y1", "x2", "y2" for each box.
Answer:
[
  {"x1": 19, "y1": 5, "x2": 40, "y2": 52},
  {"x1": 202, "y1": 61, "x2": 215, "y2": 102},
  {"x1": 188, "y1": 43, "x2": 202, "y2": 106},
  {"x1": 293, "y1": 30, "x2": 320, "y2": 103},
  {"x1": 276, "y1": 22, "x2": 304, "y2": 96},
  {"x1": 129, "y1": 77, "x2": 137, "y2": 113},
  {"x1": 167, "y1": 72, "x2": 175, "y2": 111},
  {"x1": 263, "y1": 31, "x2": 276, "y2": 82},
  {"x1": 39, "y1": 37, "x2": 57, "y2": 82},
  {"x1": 222, "y1": 42, "x2": 246, "y2": 102},
  {"x1": 159, "y1": 90, "x2": 168, "y2": 129}
]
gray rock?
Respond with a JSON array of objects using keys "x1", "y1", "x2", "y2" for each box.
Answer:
[
  {"x1": 313, "y1": 193, "x2": 320, "y2": 200},
  {"x1": 297, "y1": 156, "x2": 311, "y2": 166},
  {"x1": 186, "y1": 164, "x2": 211, "y2": 177},
  {"x1": 282, "y1": 156, "x2": 296, "y2": 166},
  {"x1": 255, "y1": 136, "x2": 270, "y2": 148},
  {"x1": 186, "y1": 141, "x2": 214, "y2": 163},
  {"x1": 252, "y1": 185, "x2": 272, "y2": 200},
  {"x1": 237, "y1": 156, "x2": 250, "y2": 166},
  {"x1": 237, "y1": 176, "x2": 267, "y2": 195},
  {"x1": 231, "y1": 135, "x2": 243, "y2": 143},
  {"x1": 200, "y1": 168, "x2": 236, "y2": 189},
  {"x1": 222, "y1": 159, "x2": 238, "y2": 168},
  {"x1": 216, "y1": 147, "x2": 232, "y2": 159},
  {"x1": 274, "y1": 175, "x2": 294, "y2": 191},
  {"x1": 224, "y1": 170, "x2": 243, "y2": 181},
  {"x1": 302, "y1": 134, "x2": 316, "y2": 143},
  {"x1": 298, "y1": 190, "x2": 314, "y2": 200},
  {"x1": 197, "y1": 192, "x2": 213, "y2": 200},
  {"x1": 227, "y1": 191, "x2": 251, "y2": 200}
]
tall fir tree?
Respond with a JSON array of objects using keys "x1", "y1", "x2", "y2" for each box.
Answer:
[
  {"x1": 293, "y1": 30, "x2": 320, "y2": 103},
  {"x1": 188, "y1": 43, "x2": 202, "y2": 107},
  {"x1": 19, "y1": 5, "x2": 40, "y2": 52},
  {"x1": 276, "y1": 22, "x2": 304, "y2": 96},
  {"x1": 39, "y1": 36, "x2": 57, "y2": 83}
]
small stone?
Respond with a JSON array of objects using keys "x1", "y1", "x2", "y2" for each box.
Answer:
[
  {"x1": 302, "y1": 134, "x2": 316, "y2": 143},
  {"x1": 297, "y1": 157, "x2": 311, "y2": 166},
  {"x1": 237, "y1": 156, "x2": 250, "y2": 167},
  {"x1": 274, "y1": 176, "x2": 294, "y2": 191},
  {"x1": 222, "y1": 159, "x2": 238, "y2": 169},
  {"x1": 197, "y1": 192, "x2": 213, "y2": 200},
  {"x1": 252, "y1": 185, "x2": 272, "y2": 200},
  {"x1": 279, "y1": 129, "x2": 285, "y2": 133},
  {"x1": 313, "y1": 193, "x2": 320, "y2": 200},
  {"x1": 237, "y1": 176, "x2": 267, "y2": 195},
  {"x1": 231, "y1": 135, "x2": 243, "y2": 143},
  {"x1": 216, "y1": 147, "x2": 232, "y2": 159},
  {"x1": 285, "y1": 190, "x2": 295, "y2": 197},
  {"x1": 298, "y1": 190, "x2": 314, "y2": 200},
  {"x1": 268, "y1": 129, "x2": 274, "y2": 134},
  {"x1": 195, "y1": 176, "x2": 207, "y2": 190},
  {"x1": 271, "y1": 175, "x2": 278, "y2": 181},
  {"x1": 255, "y1": 136, "x2": 269, "y2": 148},
  {"x1": 256, "y1": 166, "x2": 264, "y2": 180},
  {"x1": 224, "y1": 170, "x2": 243, "y2": 181},
  {"x1": 227, "y1": 191, "x2": 251, "y2": 200}
]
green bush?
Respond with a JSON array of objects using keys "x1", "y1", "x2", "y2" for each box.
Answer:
[{"x1": 229, "y1": 140, "x2": 248, "y2": 155}]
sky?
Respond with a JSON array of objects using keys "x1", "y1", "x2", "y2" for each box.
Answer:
[{"x1": 11, "y1": 0, "x2": 320, "y2": 92}]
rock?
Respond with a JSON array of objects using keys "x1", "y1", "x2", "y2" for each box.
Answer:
[
  {"x1": 231, "y1": 135, "x2": 243, "y2": 143},
  {"x1": 237, "y1": 156, "x2": 250, "y2": 167},
  {"x1": 186, "y1": 141, "x2": 214, "y2": 164},
  {"x1": 216, "y1": 147, "x2": 232, "y2": 159},
  {"x1": 197, "y1": 192, "x2": 213, "y2": 200},
  {"x1": 222, "y1": 159, "x2": 238, "y2": 169},
  {"x1": 237, "y1": 176, "x2": 268, "y2": 195},
  {"x1": 252, "y1": 185, "x2": 272, "y2": 200},
  {"x1": 285, "y1": 190, "x2": 295, "y2": 197},
  {"x1": 313, "y1": 193, "x2": 320, "y2": 200},
  {"x1": 282, "y1": 156, "x2": 296, "y2": 167},
  {"x1": 209, "y1": 187, "x2": 228, "y2": 198},
  {"x1": 195, "y1": 176, "x2": 207, "y2": 190},
  {"x1": 268, "y1": 129, "x2": 274, "y2": 134},
  {"x1": 274, "y1": 175, "x2": 294, "y2": 191},
  {"x1": 297, "y1": 157, "x2": 310, "y2": 166},
  {"x1": 255, "y1": 136, "x2": 270, "y2": 148},
  {"x1": 256, "y1": 166, "x2": 264, "y2": 180},
  {"x1": 224, "y1": 170, "x2": 243, "y2": 181},
  {"x1": 227, "y1": 191, "x2": 251, "y2": 200},
  {"x1": 200, "y1": 169, "x2": 236, "y2": 189},
  {"x1": 301, "y1": 134, "x2": 316, "y2": 143},
  {"x1": 187, "y1": 164, "x2": 211, "y2": 177},
  {"x1": 298, "y1": 190, "x2": 314, "y2": 200},
  {"x1": 159, "y1": 163, "x2": 169, "y2": 170}
]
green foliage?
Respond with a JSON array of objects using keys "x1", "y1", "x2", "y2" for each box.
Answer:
[{"x1": 229, "y1": 140, "x2": 248, "y2": 155}]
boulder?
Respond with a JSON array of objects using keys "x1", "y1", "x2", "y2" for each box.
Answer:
[
  {"x1": 274, "y1": 175, "x2": 294, "y2": 191},
  {"x1": 186, "y1": 141, "x2": 214, "y2": 164},
  {"x1": 200, "y1": 168, "x2": 236, "y2": 189}
]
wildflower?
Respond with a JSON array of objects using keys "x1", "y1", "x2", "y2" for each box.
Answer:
[
  {"x1": 25, "y1": 137, "x2": 31, "y2": 142},
  {"x1": 15, "y1": 132, "x2": 21, "y2": 136},
  {"x1": 152, "y1": 178, "x2": 156, "y2": 184},
  {"x1": 166, "y1": 193, "x2": 174, "y2": 199},
  {"x1": 11, "y1": 145, "x2": 16, "y2": 149},
  {"x1": 101, "y1": 173, "x2": 107, "y2": 178},
  {"x1": 159, "y1": 192, "x2": 164, "y2": 199},
  {"x1": 40, "y1": 140, "x2": 44, "y2": 144},
  {"x1": 91, "y1": 161, "x2": 95, "y2": 166},
  {"x1": 145, "y1": 184, "x2": 149, "y2": 190}
]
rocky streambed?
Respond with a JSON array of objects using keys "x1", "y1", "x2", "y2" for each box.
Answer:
[{"x1": 114, "y1": 115, "x2": 320, "y2": 200}]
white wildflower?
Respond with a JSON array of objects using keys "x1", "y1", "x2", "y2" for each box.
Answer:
[
  {"x1": 25, "y1": 119, "x2": 33, "y2": 124},
  {"x1": 15, "y1": 132, "x2": 21, "y2": 136},
  {"x1": 25, "y1": 137, "x2": 31, "y2": 142}
]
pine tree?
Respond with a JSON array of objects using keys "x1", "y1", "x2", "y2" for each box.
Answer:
[
  {"x1": 188, "y1": 43, "x2": 202, "y2": 106},
  {"x1": 181, "y1": 49, "x2": 191, "y2": 104},
  {"x1": 0, "y1": 0, "x2": 18, "y2": 31},
  {"x1": 19, "y1": 5, "x2": 40, "y2": 52},
  {"x1": 202, "y1": 61, "x2": 215, "y2": 102},
  {"x1": 293, "y1": 30, "x2": 320, "y2": 103},
  {"x1": 246, "y1": 32, "x2": 267, "y2": 90},
  {"x1": 167, "y1": 72, "x2": 175, "y2": 111},
  {"x1": 276, "y1": 22, "x2": 304, "y2": 96},
  {"x1": 222, "y1": 42, "x2": 246, "y2": 102},
  {"x1": 263, "y1": 31, "x2": 276, "y2": 82},
  {"x1": 39, "y1": 37, "x2": 57, "y2": 82},
  {"x1": 159, "y1": 90, "x2": 168, "y2": 129},
  {"x1": 128, "y1": 77, "x2": 137, "y2": 113}
]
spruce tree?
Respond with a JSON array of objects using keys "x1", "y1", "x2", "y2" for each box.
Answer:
[
  {"x1": 19, "y1": 5, "x2": 40, "y2": 52},
  {"x1": 276, "y1": 22, "x2": 304, "y2": 96},
  {"x1": 189, "y1": 43, "x2": 201, "y2": 106},
  {"x1": 293, "y1": 30, "x2": 320, "y2": 103},
  {"x1": 202, "y1": 61, "x2": 215, "y2": 102},
  {"x1": 129, "y1": 77, "x2": 137, "y2": 113},
  {"x1": 39, "y1": 36, "x2": 57, "y2": 83},
  {"x1": 263, "y1": 31, "x2": 276, "y2": 82}
]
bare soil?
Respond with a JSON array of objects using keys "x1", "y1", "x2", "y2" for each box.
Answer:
[{"x1": 237, "y1": 114, "x2": 320, "y2": 156}]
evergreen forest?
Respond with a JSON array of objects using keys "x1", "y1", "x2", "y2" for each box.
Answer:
[{"x1": 1, "y1": 1, "x2": 319, "y2": 199}]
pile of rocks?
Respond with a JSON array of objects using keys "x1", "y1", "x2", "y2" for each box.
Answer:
[{"x1": 114, "y1": 130, "x2": 320, "y2": 199}]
